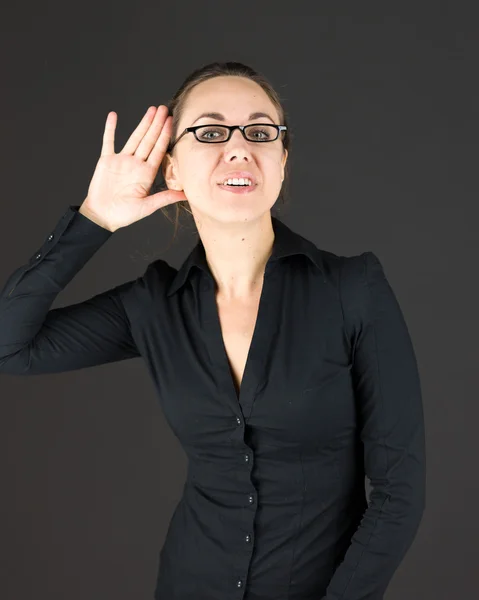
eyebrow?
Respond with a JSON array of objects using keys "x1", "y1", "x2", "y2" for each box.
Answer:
[{"x1": 191, "y1": 111, "x2": 276, "y2": 125}]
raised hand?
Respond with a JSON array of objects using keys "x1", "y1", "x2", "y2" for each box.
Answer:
[{"x1": 80, "y1": 105, "x2": 187, "y2": 231}]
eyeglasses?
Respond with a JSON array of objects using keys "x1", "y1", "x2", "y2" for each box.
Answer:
[{"x1": 167, "y1": 123, "x2": 287, "y2": 153}]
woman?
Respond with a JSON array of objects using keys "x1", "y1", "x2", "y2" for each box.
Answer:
[{"x1": 0, "y1": 61, "x2": 426, "y2": 600}]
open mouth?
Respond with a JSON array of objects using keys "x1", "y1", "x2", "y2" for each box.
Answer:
[{"x1": 217, "y1": 182, "x2": 257, "y2": 194}]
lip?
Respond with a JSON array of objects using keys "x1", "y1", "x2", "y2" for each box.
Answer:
[{"x1": 217, "y1": 182, "x2": 257, "y2": 194}]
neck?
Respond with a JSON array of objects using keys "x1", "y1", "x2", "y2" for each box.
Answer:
[{"x1": 196, "y1": 213, "x2": 275, "y2": 302}]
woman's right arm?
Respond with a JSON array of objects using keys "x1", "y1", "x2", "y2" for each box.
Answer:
[
  {"x1": 0, "y1": 104, "x2": 188, "y2": 376},
  {"x1": 0, "y1": 104, "x2": 188, "y2": 375},
  {"x1": 0, "y1": 205, "x2": 141, "y2": 375}
]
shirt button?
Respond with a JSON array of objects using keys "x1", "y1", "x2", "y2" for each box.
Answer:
[
  {"x1": 236, "y1": 416, "x2": 241, "y2": 425},
  {"x1": 245, "y1": 534, "x2": 251, "y2": 543},
  {"x1": 248, "y1": 494, "x2": 254, "y2": 504},
  {"x1": 236, "y1": 579, "x2": 243, "y2": 588},
  {"x1": 35, "y1": 253, "x2": 41, "y2": 259},
  {"x1": 47, "y1": 234, "x2": 54, "y2": 241},
  {"x1": 244, "y1": 454, "x2": 249, "y2": 462}
]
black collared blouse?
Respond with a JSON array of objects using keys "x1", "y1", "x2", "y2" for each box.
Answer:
[{"x1": 0, "y1": 205, "x2": 426, "y2": 600}]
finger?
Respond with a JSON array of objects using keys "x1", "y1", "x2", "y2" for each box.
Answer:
[
  {"x1": 144, "y1": 189, "x2": 187, "y2": 215},
  {"x1": 146, "y1": 115, "x2": 174, "y2": 170},
  {"x1": 101, "y1": 112, "x2": 117, "y2": 156},
  {"x1": 135, "y1": 106, "x2": 170, "y2": 160},
  {"x1": 121, "y1": 106, "x2": 160, "y2": 155}
]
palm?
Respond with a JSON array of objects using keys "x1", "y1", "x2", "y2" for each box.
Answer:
[{"x1": 82, "y1": 106, "x2": 188, "y2": 231}]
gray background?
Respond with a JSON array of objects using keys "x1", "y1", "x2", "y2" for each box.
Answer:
[{"x1": 1, "y1": 2, "x2": 477, "y2": 599}]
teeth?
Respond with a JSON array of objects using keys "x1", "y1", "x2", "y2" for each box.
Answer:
[{"x1": 222, "y1": 178, "x2": 252, "y2": 186}]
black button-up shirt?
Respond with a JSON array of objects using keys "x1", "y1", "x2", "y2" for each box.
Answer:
[{"x1": 0, "y1": 205, "x2": 426, "y2": 600}]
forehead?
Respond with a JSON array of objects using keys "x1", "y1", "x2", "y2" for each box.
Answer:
[{"x1": 180, "y1": 76, "x2": 280, "y2": 124}]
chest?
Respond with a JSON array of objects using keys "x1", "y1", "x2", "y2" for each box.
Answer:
[
  {"x1": 215, "y1": 293, "x2": 261, "y2": 397},
  {"x1": 139, "y1": 268, "x2": 356, "y2": 451}
]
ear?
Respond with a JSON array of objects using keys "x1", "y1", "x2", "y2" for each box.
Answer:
[
  {"x1": 281, "y1": 149, "x2": 288, "y2": 181},
  {"x1": 162, "y1": 153, "x2": 183, "y2": 191}
]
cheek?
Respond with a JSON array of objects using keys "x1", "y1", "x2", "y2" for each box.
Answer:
[
  {"x1": 179, "y1": 159, "x2": 213, "y2": 192},
  {"x1": 262, "y1": 163, "x2": 285, "y2": 194},
  {"x1": 262, "y1": 152, "x2": 285, "y2": 178}
]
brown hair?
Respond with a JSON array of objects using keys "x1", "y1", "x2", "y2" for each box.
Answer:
[{"x1": 149, "y1": 61, "x2": 292, "y2": 253}]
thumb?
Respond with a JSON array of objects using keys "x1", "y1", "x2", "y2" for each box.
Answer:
[{"x1": 144, "y1": 189, "x2": 188, "y2": 214}]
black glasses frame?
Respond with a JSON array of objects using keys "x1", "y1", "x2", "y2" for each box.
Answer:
[{"x1": 168, "y1": 123, "x2": 287, "y2": 152}]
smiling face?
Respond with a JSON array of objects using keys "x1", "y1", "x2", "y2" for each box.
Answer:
[{"x1": 162, "y1": 76, "x2": 288, "y2": 224}]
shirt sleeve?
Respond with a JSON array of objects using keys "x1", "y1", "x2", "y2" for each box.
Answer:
[
  {"x1": 322, "y1": 251, "x2": 426, "y2": 600},
  {"x1": 0, "y1": 205, "x2": 141, "y2": 375}
]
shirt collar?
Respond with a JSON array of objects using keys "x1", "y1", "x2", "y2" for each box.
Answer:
[{"x1": 166, "y1": 215, "x2": 324, "y2": 297}]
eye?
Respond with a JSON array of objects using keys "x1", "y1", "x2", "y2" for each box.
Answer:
[
  {"x1": 246, "y1": 126, "x2": 274, "y2": 141},
  {"x1": 252, "y1": 129, "x2": 268, "y2": 139},
  {"x1": 198, "y1": 127, "x2": 226, "y2": 141}
]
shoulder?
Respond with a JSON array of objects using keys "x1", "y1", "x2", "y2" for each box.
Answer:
[
  {"x1": 315, "y1": 246, "x2": 385, "y2": 289},
  {"x1": 116, "y1": 258, "x2": 176, "y2": 320},
  {"x1": 334, "y1": 250, "x2": 386, "y2": 289},
  {"x1": 316, "y1": 249, "x2": 390, "y2": 316}
]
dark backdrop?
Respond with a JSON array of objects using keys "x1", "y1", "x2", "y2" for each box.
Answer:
[{"x1": 1, "y1": 3, "x2": 477, "y2": 599}]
